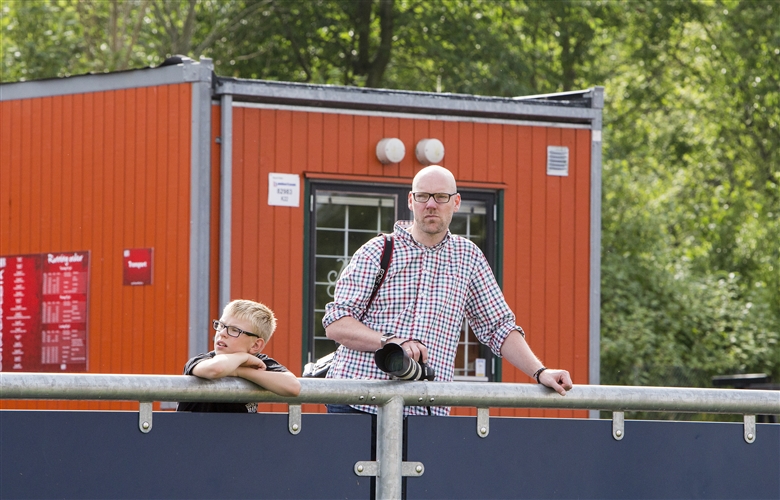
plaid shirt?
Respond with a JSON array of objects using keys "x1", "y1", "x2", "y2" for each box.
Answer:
[{"x1": 323, "y1": 220, "x2": 524, "y2": 416}]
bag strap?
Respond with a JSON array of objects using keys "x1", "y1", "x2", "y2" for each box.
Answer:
[{"x1": 359, "y1": 234, "x2": 394, "y2": 321}]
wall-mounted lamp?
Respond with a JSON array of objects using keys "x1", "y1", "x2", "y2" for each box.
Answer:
[
  {"x1": 415, "y1": 138, "x2": 445, "y2": 165},
  {"x1": 376, "y1": 138, "x2": 406, "y2": 164}
]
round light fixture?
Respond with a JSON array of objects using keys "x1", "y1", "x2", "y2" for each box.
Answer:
[
  {"x1": 415, "y1": 138, "x2": 445, "y2": 165},
  {"x1": 376, "y1": 138, "x2": 406, "y2": 164}
]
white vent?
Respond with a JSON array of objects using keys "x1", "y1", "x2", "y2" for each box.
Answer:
[{"x1": 547, "y1": 146, "x2": 569, "y2": 176}]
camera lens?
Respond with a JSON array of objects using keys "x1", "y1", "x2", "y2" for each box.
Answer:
[
  {"x1": 385, "y1": 351, "x2": 405, "y2": 373},
  {"x1": 375, "y1": 342, "x2": 435, "y2": 381}
]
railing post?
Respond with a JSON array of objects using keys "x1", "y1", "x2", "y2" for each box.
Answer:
[{"x1": 376, "y1": 395, "x2": 404, "y2": 499}]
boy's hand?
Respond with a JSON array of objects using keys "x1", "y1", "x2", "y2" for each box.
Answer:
[{"x1": 240, "y1": 354, "x2": 266, "y2": 371}]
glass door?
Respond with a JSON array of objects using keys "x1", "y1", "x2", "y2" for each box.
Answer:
[{"x1": 306, "y1": 181, "x2": 498, "y2": 380}]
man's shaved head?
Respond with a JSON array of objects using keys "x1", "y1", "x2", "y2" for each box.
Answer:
[{"x1": 412, "y1": 165, "x2": 458, "y2": 193}]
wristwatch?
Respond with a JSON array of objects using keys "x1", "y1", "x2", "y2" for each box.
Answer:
[{"x1": 380, "y1": 332, "x2": 397, "y2": 347}]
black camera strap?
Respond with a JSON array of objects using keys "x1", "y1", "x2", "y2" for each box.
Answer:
[{"x1": 360, "y1": 234, "x2": 394, "y2": 321}]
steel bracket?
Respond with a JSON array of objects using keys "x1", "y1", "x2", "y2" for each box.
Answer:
[
  {"x1": 354, "y1": 461, "x2": 425, "y2": 477},
  {"x1": 288, "y1": 404, "x2": 302, "y2": 435},
  {"x1": 138, "y1": 401, "x2": 153, "y2": 434},
  {"x1": 477, "y1": 407, "x2": 490, "y2": 438},
  {"x1": 743, "y1": 414, "x2": 756, "y2": 444},
  {"x1": 612, "y1": 411, "x2": 624, "y2": 441}
]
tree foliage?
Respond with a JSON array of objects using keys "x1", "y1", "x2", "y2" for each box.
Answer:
[{"x1": 2, "y1": 0, "x2": 778, "y2": 387}]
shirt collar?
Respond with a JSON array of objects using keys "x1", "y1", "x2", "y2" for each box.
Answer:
[{"x1": 394, "y1": 220, "x2": 451, "y2": 250}]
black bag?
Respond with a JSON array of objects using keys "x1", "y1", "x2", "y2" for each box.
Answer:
[
  {"x1": 302, "y1": 234, "x2": 394, "y2": 378},
  {"x1": 302, "y1": 351, "x2": 335, "y2": 378}
]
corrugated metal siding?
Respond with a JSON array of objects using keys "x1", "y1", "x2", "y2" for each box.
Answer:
[
  {"x1": 0, "y1": 84, "x2": 193, "y2": 410},
  {"x1": 231, "y1": 106, "x2": 591, "y2": 418}
]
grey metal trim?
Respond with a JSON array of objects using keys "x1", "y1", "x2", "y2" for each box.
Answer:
[
  {"x1": 216, "y1": 79, "x2": 602, "y2": 124},
  {"x1": 3, "y1": 374, "x2": 778, "y2": 416},
  {"x1": 589, "y1": 87, "x2": 605, "y2": 421},
  {"x1": 0, "y1": 60, "x2": 212, "y2": 101},
  {"x1": 233, "y1": 101, "x2": 591, "y2": 129},
  {"x1": 188, "y1": 59, "x2": 214, "y2": 359},
  {"x1": 218, "y1": 95, "x2": 233, "y2": 313}
]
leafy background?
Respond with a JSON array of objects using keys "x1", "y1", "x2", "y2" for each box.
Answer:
[{"x1": 3, "y1": 1, "x2": 778, "y2": 416}]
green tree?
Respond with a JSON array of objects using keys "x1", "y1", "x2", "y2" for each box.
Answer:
[{"x1": 598, "y1": 0, "x2": 780, "y2": 393}]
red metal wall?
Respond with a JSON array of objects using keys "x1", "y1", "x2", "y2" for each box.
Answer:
[
  {"x1": 229, "y1": 106, "x2": 591, "y2": 418},
  {"x1": 0, "y1": 84, "x2": 194, "y2": 410}
]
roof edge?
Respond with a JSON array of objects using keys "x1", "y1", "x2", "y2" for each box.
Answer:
[
  {"x1": 215, "y1": 78, "x2": 602, "y2": 124},
  {"x1": 0, "y1": 58, "x2": 214, "y2": 102}
]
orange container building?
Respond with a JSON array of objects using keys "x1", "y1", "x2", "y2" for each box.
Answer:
[{"x1": 1, "y1": 58, "x2": 603, "y2": 417}]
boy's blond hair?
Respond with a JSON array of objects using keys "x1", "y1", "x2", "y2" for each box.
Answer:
[{"x1": 223, "y1": 299, "x2": 277, "y2": 343}]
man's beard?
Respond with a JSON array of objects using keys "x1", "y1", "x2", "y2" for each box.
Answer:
[{"x1": 416, "y1": 212, "x2": 449, "y2": 235}]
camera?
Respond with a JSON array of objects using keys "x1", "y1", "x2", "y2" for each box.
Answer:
[{"x1": 374, "y1": 343, "x2": 435, "y2": 381}]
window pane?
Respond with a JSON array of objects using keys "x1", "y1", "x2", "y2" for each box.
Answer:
[
  {"x1": 316, "y1": 229, "x2": 346, "y2": 258},
  {"x1": 470, "y1": 215, "x2": 486, "y2": 247},
  {"x1": 315, "y1": 256, "x2": 348, "y2": 288},
  {"x1": 315, "y1": 337, "x2": 336, "y2": 359},
  {"x1": 348, "y1": 231, "x2": 377, "y2": 254},
  {"x1": 316, "y1": 202, "x2": 346, "y2": 229},
  {"x1": 449, "y1": 215, "x2": 467, "y2": 235},
  {"x1": 314, "y1": 283, "x2": 334, "y2": 312},
  {"x1": 349, "y1": 204, "x2": 382, "y2": 231},
  {"x1": 380, "y1": 205, "x2": 395, "y2": 229}
]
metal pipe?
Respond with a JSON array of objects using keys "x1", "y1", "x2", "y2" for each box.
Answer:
[
  {"x1": 218, "y1": 93, "x2": 233, "y2": 313},
  {"x1": 376, "y1": 396, "x2": 404, "y2": 500},
  {"x1": 0, "y1": 374, "x2": 778, "y2": 415}
]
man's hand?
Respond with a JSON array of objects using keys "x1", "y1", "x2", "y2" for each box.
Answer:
[
  {"x1": 389, "y1": 338, "x2": 428, "y2": 363},
  {"x1": 538, "y1": 369, "x2": 573, "y2": 396}
]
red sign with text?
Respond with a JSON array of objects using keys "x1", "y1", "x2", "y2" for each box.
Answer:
[
  {"x1": 0, "y1": 252, "x2": 89, "y2": 372},
  {"x1": 123, "y1": 248, "x2": 153, "y2": 286}
]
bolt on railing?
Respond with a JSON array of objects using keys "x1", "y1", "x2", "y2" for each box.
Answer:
[{"x1": 2, "y1": 373, "x2": 778, "y2": 499}]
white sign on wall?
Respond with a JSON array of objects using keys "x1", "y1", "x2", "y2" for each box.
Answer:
[{"x1": 268, "y1": 173, "x2": 300, "y2": 207}]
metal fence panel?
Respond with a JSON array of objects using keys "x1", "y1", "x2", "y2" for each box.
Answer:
[
  {"x1": 406, "y1": 416, "x2": 780, "y2": 499},
  {"x1": 0, "y1": 411, "x2": 372, "y2": 500}
]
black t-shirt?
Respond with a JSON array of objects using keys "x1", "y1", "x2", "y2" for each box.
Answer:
[{"x1": 176, "y1": 351, "x2": 290, "y2": 413}]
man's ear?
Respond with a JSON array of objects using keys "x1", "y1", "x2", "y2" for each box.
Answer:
[
  {"x1": 407, "y1": 191, "x2": 414, "y2": 211},
  {"x1": 453, "y1": 193, "x2": 461, "y2": 212},
  {"x1": 249, "y1": 338, "x2": 266, "y2": 354}
]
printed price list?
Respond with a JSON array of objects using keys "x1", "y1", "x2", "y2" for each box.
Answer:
[{"x1": 0, "y1": 252, "x2": 89, "y2": 372}]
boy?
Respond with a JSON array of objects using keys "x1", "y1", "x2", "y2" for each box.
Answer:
[{"x1": 176, "y1": 299, "x2": 301, "y2": 412}]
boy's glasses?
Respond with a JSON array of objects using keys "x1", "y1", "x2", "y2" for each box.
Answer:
[
  {"x1": 411, "y1": 192, "x2": 458, "y2": 204},
  {"x1": 212, "y1": 319, "x2": 260, "y2": 339}
]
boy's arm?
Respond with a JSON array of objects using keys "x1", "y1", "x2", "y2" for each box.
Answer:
[
  {"x1": 190, "y1": 352, "x2": 254, "y2": 379},
  {"x1": 191, "y1": 352, "x2": 301, "y2": 397},
  {"x1": 234, "y1": 365, "x2": 302, "y2": 397}
]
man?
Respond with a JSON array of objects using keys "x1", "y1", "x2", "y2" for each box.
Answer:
[{"x1": 323, "y1": 165, "x2": 573, "y2": 415}]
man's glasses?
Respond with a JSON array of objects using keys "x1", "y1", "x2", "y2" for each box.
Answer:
[
  {"x1": 212, "y1": 319, "x2": 260, "y2": 339},
  {"x1": 411, "y1": 192, "x2": 458, "y2": 204}
]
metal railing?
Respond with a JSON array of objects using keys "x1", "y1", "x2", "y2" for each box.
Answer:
[{"x1": 2, "y1": 373, "x2": 778, "y2": 499}]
